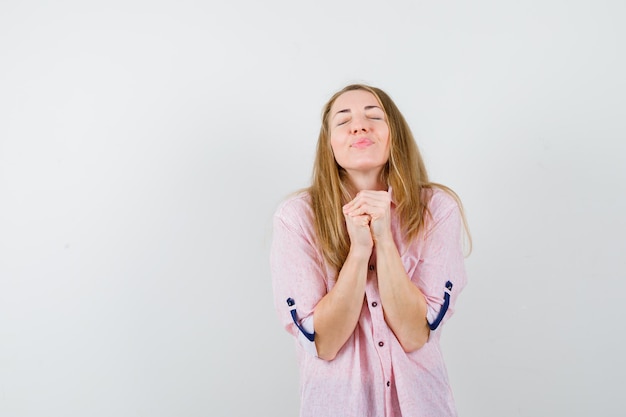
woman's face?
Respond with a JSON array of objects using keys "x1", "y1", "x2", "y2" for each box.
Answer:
[{"x1": 329, "y1": 89, "x2": 390, "y2": 178}]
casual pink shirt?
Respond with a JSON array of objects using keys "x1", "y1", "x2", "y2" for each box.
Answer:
[{"x1": 270, "y1": 188, "x2": 467, "y2": 417}]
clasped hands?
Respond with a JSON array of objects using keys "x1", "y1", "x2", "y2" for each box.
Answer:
[{"x1": 342, "y1": 190, "x2": 392, "y2": 250}]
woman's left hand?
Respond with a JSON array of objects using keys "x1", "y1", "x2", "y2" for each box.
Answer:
[{"x1": 343, "y1": 190, "x2": 393, "y2": 244}]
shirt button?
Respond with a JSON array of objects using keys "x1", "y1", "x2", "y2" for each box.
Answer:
[
  {"x1": 369, "y1": 264, "x2": 375, "y2": 271},
  {"x1": 371, "y1": 301, "x2": 378, "y2": 307},
  {"x1": 378, "y1": 341, "x2": 384, "y2": 347},
  {"x1": 387, "y1": 381, "x2": 391, "y2": 387}
]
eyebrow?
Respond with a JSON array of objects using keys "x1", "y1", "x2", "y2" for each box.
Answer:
[{"x1": 332, "y1": 105, "x2": 383, "y2": 119}]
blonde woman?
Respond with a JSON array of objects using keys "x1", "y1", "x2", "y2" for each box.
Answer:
[{"x1": 271, "y1": 84, "x2": 470, "y2": 417}]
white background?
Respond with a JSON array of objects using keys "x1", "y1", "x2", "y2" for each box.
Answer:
[{"x1": 1, "y1": 1, "x2": 625, "y2": 416}]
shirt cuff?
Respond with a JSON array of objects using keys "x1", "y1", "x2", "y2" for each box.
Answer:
[
  {"x1": 297, "y1": 316, "x2": 318, "y2": 357},
  {"x1": 426, "y1": 304, "x2": 440, "y2": 325}
]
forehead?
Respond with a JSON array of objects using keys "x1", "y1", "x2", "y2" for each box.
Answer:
[{"x1": 330, "y1": 89, "x2": 381, "y2": 112}]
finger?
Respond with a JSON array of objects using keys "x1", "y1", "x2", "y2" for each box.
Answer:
[
  {"x1": 344, "y1": 192, "x2": 390, "y2": 217},
  {"x1": 346, "y1": 213, "x2": 371, "y2": 227},
  {"x1": 350, "y1": 203, "x2": 387, "y2": 219},
  {"x1": 346, "y1": 203, "x2": 371, "y2": 217},
  {"x1": 353, "y1": 191, "x2": 390, "y2": 208},
  {"x1": 361, "y1": 193, "x2": 390, "y2": 208}
]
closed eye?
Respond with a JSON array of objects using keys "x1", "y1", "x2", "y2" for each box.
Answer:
[{"x1": 365, "y1": 110, "x2": 385, "y2": 121}]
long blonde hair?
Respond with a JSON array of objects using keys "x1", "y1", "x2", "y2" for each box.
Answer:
[{"x1": 308, "y1": 84, "x2": 470, "y2": 271}]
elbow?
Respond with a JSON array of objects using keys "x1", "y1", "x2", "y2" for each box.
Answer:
[
  {"x1": 316, "y1": 345, "x2": 339, "y2": 361},
  {"x1": 317, "y1": 352, "x2": 338, "y2": 361},
  {"x1": 315, "y1": 339, "x2": 340, "y2": 361},
  {"x1": 401, "y1": 340, "x2": 426, "y2": 353},
  {"x1": 400, "y1": 329, "x2": 430, "y2": 353}
]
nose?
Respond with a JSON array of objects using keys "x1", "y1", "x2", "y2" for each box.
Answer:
[{"x1": 349, "y1": 115, "x2": 369, "y2": 134}]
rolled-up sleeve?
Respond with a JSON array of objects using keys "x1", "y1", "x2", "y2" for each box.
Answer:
[
  {"x1": 270, "y1": 196, "x2": 330, "y2": 355},
  {"x1": 414, "y1": 192, "x2": 468, "y2": 337}
]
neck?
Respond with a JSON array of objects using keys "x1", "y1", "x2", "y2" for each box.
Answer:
[{"x1": 346, "y1": 169, "x2": 387, "y2": 193}]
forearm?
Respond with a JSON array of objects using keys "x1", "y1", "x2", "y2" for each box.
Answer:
[
  {"x1": 313, "y1": 247, "x2": 370, "y2": 360},
  {"x1": 376, "y1": 239, "x2": 430, "y2": 352}
]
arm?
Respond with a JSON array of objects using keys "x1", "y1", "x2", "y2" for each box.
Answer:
[
  {"x1": 313, "y1": 211, "x2": 373, "y2": 360},
  {"x1": 343, "y1": 190, "x2": 430, "y2": 352},
  {"x1": 271, "y1": 199, "x2": 331, "y2": 357},
  {"x1": 375, "y1": 238, "x2": 430, "y2": 352},
  {"x1": 313, "y1": 246, "x2": 369, "y2": 360},
  {"x1": 415, "y1": 192, "x2": 468, "y2": 337},
  {"x1": 271, "y1": 195, "x2": 372, "y2": 361}
]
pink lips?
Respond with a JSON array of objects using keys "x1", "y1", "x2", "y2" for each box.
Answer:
[{"x1": 351, "y1": 138, "x2": 374, "y2": 149}]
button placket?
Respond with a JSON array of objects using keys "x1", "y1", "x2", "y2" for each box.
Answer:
[{"x1": 364, "y1": 265, "x2": 393, "y2": 401}]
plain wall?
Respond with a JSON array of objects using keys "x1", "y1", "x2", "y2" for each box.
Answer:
[{"x1": 1, "y1": 0, "x2": 625, "y2": 416}]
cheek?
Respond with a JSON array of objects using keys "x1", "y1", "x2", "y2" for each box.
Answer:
[
  {"x1": 329, "y1": 136, "x2": 348, "y2": 166},
  {"x1": 381, "y1": 132, "x2": 391, "y2": 159},
  {"x1": 329, "y1": 134, "x2": 343, "y2": 155},
  {"x1": 380, "y1": 128, "x2": 390, "y2": 146}
]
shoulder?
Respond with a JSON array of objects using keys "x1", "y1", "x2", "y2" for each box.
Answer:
[
  {"x1": 423, "y1": 186, "x2": 461, "y2": 231},
  {"x1": 426, "y1": 187, "x2": 459, "y2": 215},
  {"x1": 273, "y1": 191, "x2": 313, "y2": 228}
]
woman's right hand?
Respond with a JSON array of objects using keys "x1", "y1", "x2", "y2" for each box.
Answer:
[{"x1": 343, "y1": 207, "x2": 374, "y2": 255}]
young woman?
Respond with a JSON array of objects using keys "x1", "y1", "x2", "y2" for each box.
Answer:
[{"x1": 271, "y1": 84, "x2": 470, "y2": 417}]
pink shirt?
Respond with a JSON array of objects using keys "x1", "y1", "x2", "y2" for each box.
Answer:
[{"x1": 270, "y1": 188, "x2": 467, "y2": 417}]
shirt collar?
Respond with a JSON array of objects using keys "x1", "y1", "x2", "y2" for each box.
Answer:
[{"x1": 388, "y1": 186, "x2": 397, "y2": 206}]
